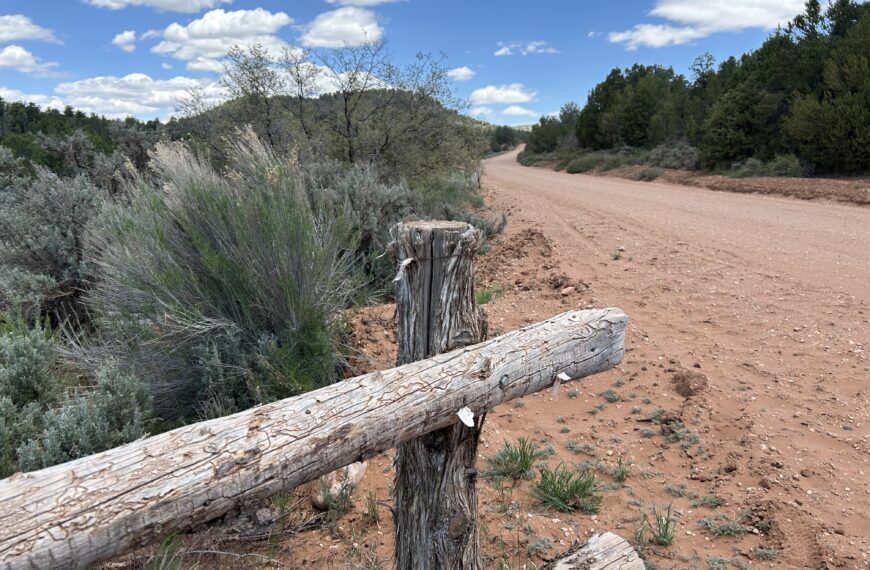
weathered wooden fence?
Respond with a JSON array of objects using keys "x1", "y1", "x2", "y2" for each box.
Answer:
[{"x1": 0, "y1": 219, "x2": 628, "y2": 570}]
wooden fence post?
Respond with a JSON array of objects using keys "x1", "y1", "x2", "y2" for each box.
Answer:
[{"x1": 391, "y1": 220, "x2": 487, "y2": 570}]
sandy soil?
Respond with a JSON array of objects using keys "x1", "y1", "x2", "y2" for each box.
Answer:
[{"x1": 117, "y1": 148, "x2": 869, "y2": 569}]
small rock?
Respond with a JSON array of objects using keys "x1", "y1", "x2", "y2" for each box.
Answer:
[
  {"x1": 800, "y1": 469, "x2": 813, "y2": 478},
  {"x1": 560, "y1": 286, "x2": 576, "y2": 296},
  {"x1": 311, "y1": 461, "x2": 368, "y2": 511}
]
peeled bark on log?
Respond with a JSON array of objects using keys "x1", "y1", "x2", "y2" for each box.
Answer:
[
  {"x1": 0, "y1": 308, "x2": 626, "y2": 570},
  {"x1": 543, "y1": 532, "x2": 644, "y2": 570},
  {"x1": 391, "y1": 221, "x2": 487, "y2": 570}
]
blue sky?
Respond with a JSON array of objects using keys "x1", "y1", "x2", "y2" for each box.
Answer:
[{"x1": 0, "y1": 0, "x2": 808, "y2": 124}]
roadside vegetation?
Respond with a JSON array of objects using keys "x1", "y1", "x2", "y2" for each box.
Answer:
[
  {"x1": 0, "y1": 40, "x2": 510, "y2": 474},
  {"x1": 519, "y1": 0, "x2": 870, "y2": 177}
]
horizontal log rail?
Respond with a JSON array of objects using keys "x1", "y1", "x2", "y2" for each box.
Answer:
[{"x1": 0, "y1": 308, "x2": 627, "y2": 570}]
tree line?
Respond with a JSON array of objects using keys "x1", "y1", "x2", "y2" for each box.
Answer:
[{"x1": 526, "y1": 0, "x2": 870, "y2": 174}]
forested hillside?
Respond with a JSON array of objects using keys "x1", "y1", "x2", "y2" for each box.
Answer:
[{"x1": 524, "y1": 0, "x2": 870, "y2": 174}]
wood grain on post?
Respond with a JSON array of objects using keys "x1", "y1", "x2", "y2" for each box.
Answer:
[
  {"x1": 390, "y1": 221, "x2": 487, "y2": 570},
  {"x1": 0, "y1": 308, "x2": 626, "y2": 570}
]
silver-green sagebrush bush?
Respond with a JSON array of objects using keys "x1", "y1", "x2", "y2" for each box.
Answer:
[
  {"x1": 81, "y1": 129, "x2": 362, "y2": 422},
  {"x1": 0, "y1": 166, "x2": 99, "y2": 322},
  {"x1": 0, "y1": 315, "x2": 150, "y2": 477}
]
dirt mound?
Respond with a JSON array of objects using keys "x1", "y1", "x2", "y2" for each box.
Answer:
[{"x1": 671, "y1": 369, "x2": 709, "y2": 398}]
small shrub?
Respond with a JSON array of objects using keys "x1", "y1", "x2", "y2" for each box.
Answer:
[
  {"x1": 565, "y1": 441, "x2": 596, "y2": 456},
  {"x1": 752, "y1": 546, "x2": 780, "y2": 561},
  {"x1": 527, "y1": 537, "x2": 553, "y2": 556},
  {"x1": 765, "y1": 154, "x2": 802, "y2": 177},
  {"x1": 565, "y1": 155, "x2": 600, "y2": 174},
  {"x1": 533, "y1": 464, "x2": 601, "y2": 514},
  {"x1": 567, "y1": 389, "x2": 578, "y2": 399},
  {"x1": 699, "y1": 515, "x2": 752, "y2": 536},
  {"x1": 648, "y1": 142, "x2": 699, "y2": 170},
  {"x1": 601, "y1": 389, "x2": 620, "y2": 403},
  {"x1": 639, "y1": 428, "x2": 656, "y2": 438},
  {"x1": 664, "y1": 483, "x2": 687, "y2": 497},
  {"x1": 320, "y1": 473, "x2": 355, "y2": 529},
  {"x1": 485, "y1": 438, "x2": 547, "y2": 480},
  {"x1": 706, "y1": 556, "x2": 728, "y2": 570},
  {"x1": 692, "y1": 495, "x2": 723, "y2": 508},
  {"x1": 637, "y1": 167, "x2": 664, "y2": 181},
  {"x1": 144, "y1": 535, "x2": 186, "y2": 570}
]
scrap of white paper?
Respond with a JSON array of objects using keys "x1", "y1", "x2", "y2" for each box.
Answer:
[
  {"x1": 456, "y1": 406, "x2": 474, "y2": 427},
  {"x1": 552, "y1": 372, "x2": 571, "y2": 399}
]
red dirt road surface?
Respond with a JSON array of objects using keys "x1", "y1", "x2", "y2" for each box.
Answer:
[{"x1": 475, "y1": 148, "x2": 869, "y2": 567}]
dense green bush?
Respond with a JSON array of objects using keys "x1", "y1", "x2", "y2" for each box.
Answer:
[
  {"x1": 0, "y1": 314, "x2": 149, "y2": 477},
  {"x1": 0, "y1": 166, "x2": 99, "y2": 322},
  {"x1": 83, "y1": 129, "x2": 361, "y2": 421},
  {"x1": 565, "y1": 156, "x2": 600, "y2": 174}
]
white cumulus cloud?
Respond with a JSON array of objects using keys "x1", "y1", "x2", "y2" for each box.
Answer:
[
  {"x1": 0, "y1": 45, "x2": 59, "y2": 75},
  {"x1": 0, "y1": 15, "x2": 59, "y2": 43},
  {"x1": 0, "y1": 87, "x2": 65, "y2": 110},
  {"x1": 112, "y1": 30, "x2": 137, "y2": 52},
  {"x1": 447, "y1": 66, "x2": 475, "y2": 81},
  {"x1": 469, "y1": 83, "x2": 536, "y2": 105},
  {"x1": 151, "y1": 8, "x2": 293, "y2": 71},
  {"x1": 469, "y1": 106, "x2": 493, "y2": 117},
  {"x1": 502, "y1": 105, "x2": 538, "y2": 117},
  {"x1": 326, "y1": 0, "x2": 403, "y2": 5},
  {"x1": 55, "y1": 73, "x2": 224, "y2": 118},
  {"x1": 494, "y1": 40, "x2": 559, "y2": 57},
  {"x1": 610, "y1": 0, "x2": 805, "y2": 50},
  {"x1": 300, "y1": 7, "x2": 383, "y2": 48},
  {"x1": 84, "y1": 0, "x2": 232, "y2": 13}
]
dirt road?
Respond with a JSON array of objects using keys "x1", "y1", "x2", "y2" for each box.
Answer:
[{"x1": 476, "y1": 148, "x2": 869, "y2": 567}]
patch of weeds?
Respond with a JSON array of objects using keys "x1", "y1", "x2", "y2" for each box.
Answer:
[
  {"x1": 513, "y1": 399, "x2": 525, "y2": 409},
  {"x1": 532, "y1": 464, "x2": 601, "y2": 514},
  {"x1": 664, "y1": 483, "x2": 687, "y2": 497},
  {"x1": 527, "y1": 537, "x2": 553, "y2": 557},
  {"x1": 732, "y1": 559, "x2": 753, "y2": 570},
  {"x1": 322, "y1": 475, "x2": 355, "y2": 529},
  {"x1": 698, "y1": 515, "x2": 752, "y2": 537},
  {"x1": 591, "y1": 402, "x2": 607, "y2": 415},
  {"x1": 560, "y1": 427, "x2": 570, "y2": 433},
  {"x1": 565, "y1": 441, "x2": 596, "y2": 456},
  {"x1": 613, "y1": 377, "x2": 626, "y2": 387},
  {"x1": 639, "y1": 428, "x2": 656, "y2": 438},
  {"x1": 639, "y1": 503, "x2": 677, "y2": 546},
  {"x1": 692, "y1": 495, "x2": 723, "y2": 509},
  {"x1": 628, "y1": 498, "x2": 643, "y2": 508},
  {"x1": 630, "y1": 406, "x2": 643, "y2": 414},
  {"x1": 556, "y1": 416, "x2": 567, "y2": 424},
  {"x1": 611, "y1": 250, "x2": 623, "y2": 261},
  {"x1": 642, "y1": 398, "x2": 652, "y2": 405},
  {"x1": 706, "y1": 557, "x2": 728, "y2": 570},
  {"x1": 145, "y1": 535, "x2": 186, "y2": 570},
  {"x1": 601, "y1": 389, "x2": 620, "y2": 403},
  {"x1": 485, "y1": 438, "x2": 547, "y2": 480},
  {"x1": 612, "y1": 456, "x2": 631, "y2": 485},
  {"x1": 638, "y1": 167, "x2": 664, "y2": 181},
  {"x1": 489, "y1": 479, "x2": 516, "y2": 514},
  {"x1": 363, "y1": 492, "x2": 380, "y2": 525},
  {"x1": 475, "y1": 285, "x2": 504, "y2": 305},
  {"x1": 567, "y1": 389, "x2": 579, "y2": 399},
  {"x1": 751, "y1": 547, "x2": 780, "y2": 561},
  {"x1": 609, "y1": 436, "x2": 623, "y2": 445}
]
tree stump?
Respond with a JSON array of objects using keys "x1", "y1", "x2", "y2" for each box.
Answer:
[{"x1": 391, "y1": 221, "x2": 487, "y2": 570}]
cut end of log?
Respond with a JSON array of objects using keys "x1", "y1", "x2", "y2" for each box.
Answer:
[{"x1": 544, "y1": 532, "x2": 644, "y2": 570}]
